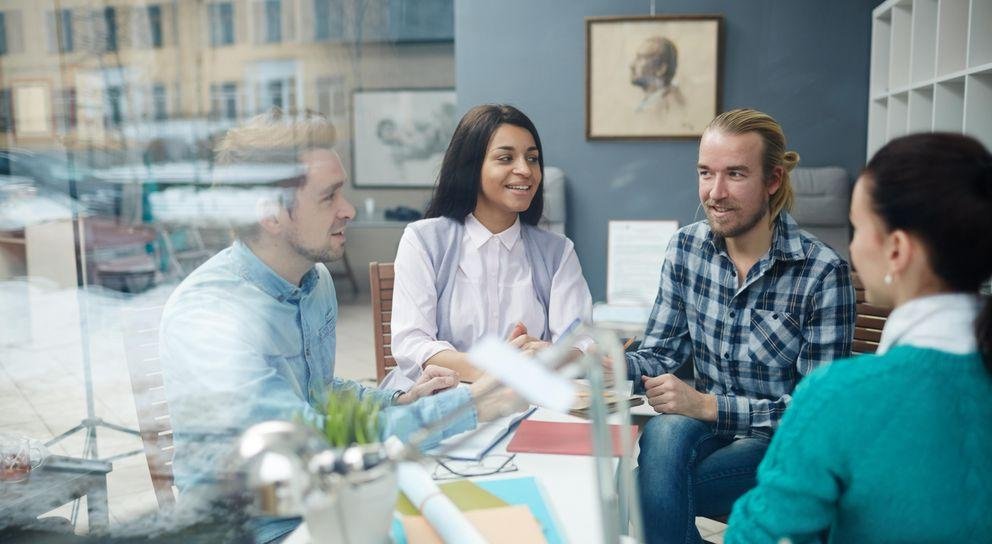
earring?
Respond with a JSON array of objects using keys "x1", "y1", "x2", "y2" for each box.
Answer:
[{"x1": 883, "y1": 273, "x2": 893, "y2": 285}]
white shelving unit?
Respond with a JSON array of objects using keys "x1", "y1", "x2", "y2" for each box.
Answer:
[{"x1": 867, "y1": 0, "x2": 992, "y2": 158}]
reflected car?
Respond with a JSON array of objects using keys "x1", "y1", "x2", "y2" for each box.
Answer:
[{"x1": 0, "y1": 149, "x2": 120, "y2": 218}]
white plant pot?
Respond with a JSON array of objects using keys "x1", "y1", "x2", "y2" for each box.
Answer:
[{"x1": 304, "y1": 460, "x2": 398, "y2": 544}]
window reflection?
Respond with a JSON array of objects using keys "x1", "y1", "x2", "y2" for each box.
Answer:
[{"x1": 0, "y1": 0, "x2": 453, "y2": 538}]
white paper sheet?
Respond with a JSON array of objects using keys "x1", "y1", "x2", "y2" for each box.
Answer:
[
  {"x1": 606, "y1": 220, "x2": 679, "y2": 305},
  {"x1": 467, "y1": 337, "x2": 576, "y2": 413}
]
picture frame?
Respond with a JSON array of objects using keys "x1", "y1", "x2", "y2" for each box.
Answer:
[
  {"x1": 351, "y1": 88, "x2": 457, "y2": 188},
  {"x1": 586, "y1": 15, "x2": 722, "y2": 140}
]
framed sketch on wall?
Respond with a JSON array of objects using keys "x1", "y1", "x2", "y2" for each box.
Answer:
[
  {"x1": 352, "y1": 88, "x2": 457, "y2": 187},
  {"x1": 586, "y1": 15, "x2": 722, "y2": 140}
]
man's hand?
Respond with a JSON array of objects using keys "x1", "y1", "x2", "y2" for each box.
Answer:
[
  {"x1": 642, "y1": 374, "x2": 717, "y2": 421},
  {"x1": 395, "y1": 364, "x2": 459, "y2": 405}
]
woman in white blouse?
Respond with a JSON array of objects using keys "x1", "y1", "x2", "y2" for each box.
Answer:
[{"x1": 381, "y1": 104, "x2": 592, "y2": 391}]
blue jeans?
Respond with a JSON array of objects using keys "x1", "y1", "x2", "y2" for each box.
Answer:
[{"x1": 637, "y1": 414, "x2": 768, "y2": 544}]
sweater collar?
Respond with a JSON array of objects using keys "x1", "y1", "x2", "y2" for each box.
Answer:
[{"x1": 877, "y1": 293, "x2": 981, "y2": 355}]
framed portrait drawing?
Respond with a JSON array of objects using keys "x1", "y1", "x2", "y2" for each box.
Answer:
[
  {"x1": 352, "y1": 88, "x2": 456, "y2": 187},
  {"x1": 586, "y1": 15, "x2": 722, "y2": 140}
]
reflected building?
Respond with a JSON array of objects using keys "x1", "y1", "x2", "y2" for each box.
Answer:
[{"x1": 0, "y1": 0, "x2": 454, "y2": 167}]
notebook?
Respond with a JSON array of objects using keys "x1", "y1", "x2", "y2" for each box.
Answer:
[
  {"x1": 427, "y1": 406, "x2": 536, "y2": 460},
  {"x1": 506, "y1": 419, "x2": 639, "y2": 456}
]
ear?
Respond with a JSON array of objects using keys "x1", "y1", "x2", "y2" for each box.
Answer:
[
  {"x1": 887, "y1": 229, "x2": 914, "y2": 277},
  {"x1": 766, "y1": 165, "x2": 784, "y2": 196},
  {"x1": 256, "y1": 198, "x2": 285, "y2": 236}
]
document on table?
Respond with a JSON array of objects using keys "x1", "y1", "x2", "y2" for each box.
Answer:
[
  {"x1": 427, "y1": 406, "x2": 536, "y2": 461},
  {"x1": 606, "y1": 220, "x2": 678, "y2": 305}
]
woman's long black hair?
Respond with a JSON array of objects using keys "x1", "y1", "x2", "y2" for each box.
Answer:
[{"x1": 424, "y1": 104, "x2": 545, "y2": 225}]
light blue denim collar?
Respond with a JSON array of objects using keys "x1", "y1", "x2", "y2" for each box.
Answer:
[{"x1": 232, "y1": 240, "x2": 318, "y2": 303}]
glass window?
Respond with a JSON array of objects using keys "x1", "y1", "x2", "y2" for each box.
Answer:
[
  {"x1": 152, "y1": 84, "x2": 167, "y2": 121},
  {"x1": 103, "y1": 7, "x2": 117, "y2": 52},
  {"x1": 148, "y1": 5, "x2": 163, "y2": 48},
  {"x1": 314, "y1": 0, "x2": 344, "y2": 41},
  {"x1": 265, "y1": 0, "x2": 282, "y2": 44},
  {"x1": 0, "y1": 12, "x2": 7, "y2": 56},
  {"x1": 0, "y1": 88, "x2": 12, "y2": 132},
  {"x1": 1, "y1": 1, "x2": 457, "y2": 539},
  {"x1": 209, "y1": 2, "x2": 235, "y2": 47}
]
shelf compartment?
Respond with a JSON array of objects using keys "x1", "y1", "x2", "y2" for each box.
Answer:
[
  {"x1": 908, "y1": 86, "x2": 935, "y2": 131},
  {"x1": 871, "y1": 12, "x2": 893, "y2": 95},
  {"x1": 868, "y1": 98, "x2": 890, "y2": 158},
  {"x1": 886, "y1": 92, "x2": 910, "y2": 139},
  {"x1": 964, "y1": 70, "x2": 992, "y2": 149},
  {"x1": 936, "y1": 0, "x2": 968, "y2": 76},
  {"x1": 889, "y1": 3, "x2": 914, "y2": 89},
  {"x1": 910, "y1": 0, "x2": 938, "y2": 83},
  {"x1": 968, "y1": 0, "x2": 992, "y2": 67},
  {"x1": 933, "y1": 77, "x2": 966, "y2": 132}
]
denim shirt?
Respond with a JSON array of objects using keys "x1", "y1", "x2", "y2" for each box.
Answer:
[{"x1": 161, "y1": 241, "x2": 477, "y2": 489}]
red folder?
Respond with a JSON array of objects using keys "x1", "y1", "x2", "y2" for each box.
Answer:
[{"x1": 506, "y1": 419, "x2": 639, "y2": 456}]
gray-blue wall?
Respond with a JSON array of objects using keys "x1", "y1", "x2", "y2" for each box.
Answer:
[{"x1": 455, "y1": 0, "x2": 876, "y2": 301}]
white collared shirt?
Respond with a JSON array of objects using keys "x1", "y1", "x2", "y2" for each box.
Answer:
[
  {"x1": 385, "y1": 214, "x2": 592, "y2": 390},
  {"x1": 876, "y1": 293, "x2": 982, "y2": 355}
]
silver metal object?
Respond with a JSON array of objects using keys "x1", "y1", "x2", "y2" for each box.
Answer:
[{"x1": 236, "y1": 420, "x2": 328, "y2": 517}]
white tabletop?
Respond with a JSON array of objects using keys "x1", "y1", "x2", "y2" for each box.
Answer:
[{"x1": 289, "y1": 406, "x2": 641, "y2": 543}]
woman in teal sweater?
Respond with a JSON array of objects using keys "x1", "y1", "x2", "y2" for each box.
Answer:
[{"x1": 725, "y1": 132, "x2": 992, "y2": 543}]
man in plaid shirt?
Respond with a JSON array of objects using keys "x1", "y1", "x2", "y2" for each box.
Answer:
[{"x1": 626, "y1": 109, "x2": 855, "y2": 544}]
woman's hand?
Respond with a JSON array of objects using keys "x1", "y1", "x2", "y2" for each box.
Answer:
[
  {"x1": 469, "y1": 373, "x2": 528, "y2": 421},
  {"x1": 507, "y1": 322, "x2": 551, "y2": 356},
  {"x1": 394, "y1": 364, "x2": 459, "y2": 405}
]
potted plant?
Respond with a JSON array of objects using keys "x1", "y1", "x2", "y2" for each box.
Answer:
[{"x1": 303, "y1": 389, "x2": 398, "y2": 544}]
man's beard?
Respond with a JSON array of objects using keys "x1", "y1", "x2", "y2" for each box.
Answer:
[
  {"x1": 287, "y1": 232, "x2": 341, "y2": 264},
  {"x1": 706, "y1": 198, "x2": 769, "y2": 239}
]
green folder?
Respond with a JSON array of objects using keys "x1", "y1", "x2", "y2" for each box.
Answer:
[{"x1": 395, "y1": 479, "x2": 508, "y2": 516}]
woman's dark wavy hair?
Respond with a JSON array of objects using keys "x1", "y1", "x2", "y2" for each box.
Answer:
[
  {"x1": 424, "y1": 104, "x2": 545, "y2": 225},
  {"x1": 863, "y1": 132, "x2": 992, "y2": 373}
]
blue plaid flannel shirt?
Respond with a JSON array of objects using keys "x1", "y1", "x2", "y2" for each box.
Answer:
[{"x1": 626, "y1": 212, "x2": 855, "y2": 440}]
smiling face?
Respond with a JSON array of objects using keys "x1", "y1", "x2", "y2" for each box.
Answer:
[
  {"x1": 474, "y1": 123, "x2": 541, "y2": 228},
  {"x1": 283, "y1": 148, "x2": 355, "y2": 263},
  {"x1": 697, "y1": 130, "x2": 781, "y2": 239}
]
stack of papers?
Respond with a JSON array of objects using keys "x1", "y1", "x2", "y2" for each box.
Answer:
[
  {"x1": 427, "y1": 407, "x2": 536, "y2": 461},
  {"x1": 392, "y1": 477, "x2": 564, "y2": 544}
]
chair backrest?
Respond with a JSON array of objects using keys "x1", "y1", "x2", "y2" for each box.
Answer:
[
  {"x1": 852, "y1": 271, "x2": 892, "y2": 355},
  {"x1": 369, "y1": 262, "x2": 397, "y2": 382},
  {"x1": 121, "y1": 305, "x2": 175, "y2": 508}
]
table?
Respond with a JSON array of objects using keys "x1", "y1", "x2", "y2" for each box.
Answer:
[
  {"x1": 290, "y1": 407, "x2": 640, "y2": 543},
  {"x1": 0, "y1": 455, "x2": 112, "y2": 533}
]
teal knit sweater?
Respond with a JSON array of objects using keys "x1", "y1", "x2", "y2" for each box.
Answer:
[{"x1": 725, "y1": 345, "x2": 992, "y2": 543}]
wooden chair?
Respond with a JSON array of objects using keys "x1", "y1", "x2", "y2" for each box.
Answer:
[
  {"x1": 121, "y1": 305, "x2": 176, "y2": 508},
  {"x1": 369, "y1": 262, "x2": 398, "y2": 382},
  {"x1": 852, "y1": 271, "x2": 892, "y2": 354}
]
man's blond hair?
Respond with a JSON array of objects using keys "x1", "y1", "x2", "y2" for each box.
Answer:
[
  {"x1": 215, "y1": 107, "x2": 337, "y2": 166},
  {"x1": 705, "y1": 108, "x2": 799, "y2": 224}
]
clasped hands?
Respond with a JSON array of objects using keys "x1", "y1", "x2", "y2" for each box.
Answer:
[{"x1": 641, "y1": 373, "x2": 717, "y2": 422}]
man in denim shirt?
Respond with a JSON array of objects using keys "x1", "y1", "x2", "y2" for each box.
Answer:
[
  {"x1": 160, "y1": 110, "x2": 523, "y2": 542},
  {"x1": 625, "y1": 109, "x2": 855, "y2": 544}
]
